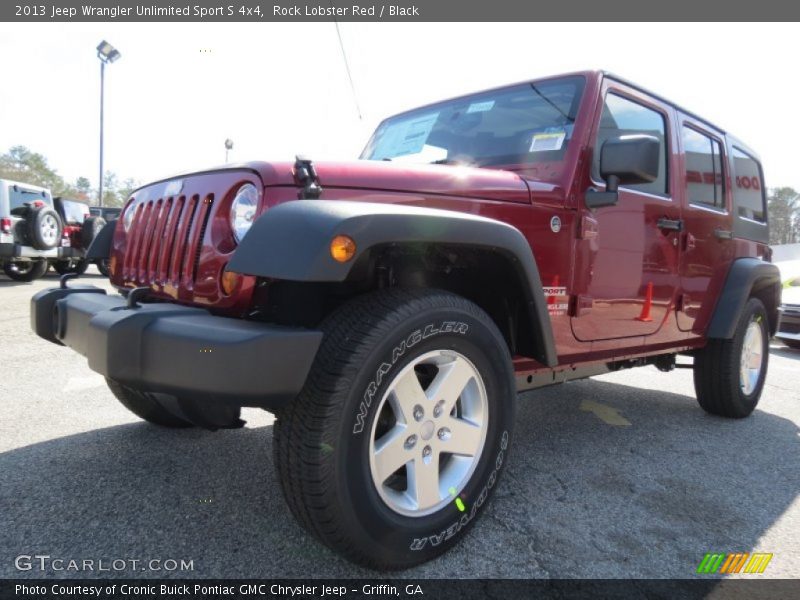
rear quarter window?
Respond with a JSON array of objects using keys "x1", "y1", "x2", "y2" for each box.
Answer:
[{"x1": 731, "y1": 147, "x2": 766, "y2": 222}]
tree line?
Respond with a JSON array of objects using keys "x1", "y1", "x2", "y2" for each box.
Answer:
[
  {"x1": 1, "y1": 145, "x2": 799, "y2": 245},
  {"x1": 0, "y1": 146, "x2": 137, "y2": 208}
]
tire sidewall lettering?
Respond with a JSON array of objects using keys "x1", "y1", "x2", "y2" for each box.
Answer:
[
  {"x1": 340, "y1": 307, "x2": 514, "y2": 560},
  {"x1": 352, "y1": 320, "x2": 470, "y2": 435}
]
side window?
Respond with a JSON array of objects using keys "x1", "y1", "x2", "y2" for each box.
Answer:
[
  {"x1": 682, "y1": 126, "x2": 725, "y2": 210},
  {"x1": 731, "y1": 147, "x2": 766, "y2": 222},
  {"x1": 594, "y1": 93, "x2": 668, "y2": 196}
]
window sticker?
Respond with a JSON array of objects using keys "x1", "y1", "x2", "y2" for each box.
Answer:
[
  {"x1": 529, "y1": 131, "x2": 566, "y2": 152},
  {"x1": 389, "y1": 113, "x2": 439, "y2": 157},
  {"x1": 467, "y1": 100, "x2": 495, "y2": 114}
]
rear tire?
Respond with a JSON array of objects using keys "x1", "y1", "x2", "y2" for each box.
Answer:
[
  {"x1": 27, "y1": 206, "x2": 62, "y2": 250},
  {"x1": 273, "y1": 288, "x2": 515, "y2": 569},
  {"x1": 81, "y1": 216, "x2": 106, "y2": 249},
  {"x1": 3, "y1": 260, "x2": 48, "y2": 282},
  {"x1": 106, "y1": 378, "x2": 194, "y2": 428},
  {"x1": 693, "y1": 298, "x2": 769, "y2": 418}
]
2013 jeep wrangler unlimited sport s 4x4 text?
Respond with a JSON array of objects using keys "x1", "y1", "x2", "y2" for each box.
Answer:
[{"x1": 31, "y1": 71, "x2": 780, "y2": 570}]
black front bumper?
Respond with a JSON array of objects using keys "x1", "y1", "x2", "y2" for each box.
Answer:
[{"x1": 30, "y1": 285, "x2": 323, "y2": 408}]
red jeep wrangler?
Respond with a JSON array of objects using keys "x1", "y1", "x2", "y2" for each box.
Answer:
[{"x1": 31, "y1": 71, "x2": 780, "y2": 569}]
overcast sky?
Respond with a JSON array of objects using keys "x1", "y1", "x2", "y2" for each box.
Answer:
[{"x1": 1, "y1": 22, "x2": 798, "y2": 191}]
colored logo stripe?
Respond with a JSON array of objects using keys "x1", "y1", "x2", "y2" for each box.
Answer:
[
  {"x1": 697, "y1": 553, "x2": 726, "y2": 574},
  {"x1": 697, "y1": 552, "x2": 773, "y2": 574}
]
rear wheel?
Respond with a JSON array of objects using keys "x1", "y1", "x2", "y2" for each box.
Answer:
[
  {"x1": 693, "y1": 297, "x2": 769, "y2": 418},
  {"x1": 81, "y1": 216, "x2": 106, "y2": 248},
  {"x1": 3, "y1": 260, "x2": 48, "y2": 282},
  {"x1": 273, "y1": 288, "x2": 515, "y2": 569},
  {"x1": 27, "y1": 206, "x2": 62, "y2": 250},
  {"x1": 106, "y1": 378, "x2": 194, "y2": 428}
]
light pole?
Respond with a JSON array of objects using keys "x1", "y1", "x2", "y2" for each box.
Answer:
[
  {"x1": 225, "y1": 138, "x2": 233, "y2": 163},
  {"x1": 97, "y1": 40, "x2": 121, "y2": 207}
]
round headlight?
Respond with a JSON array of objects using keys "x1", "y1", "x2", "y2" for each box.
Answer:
[
  {"x1": 122, "y1": 202, "x2": 137, "y2": 232},
  {"x1": 230, "y1": 183, "x2": 259, "y2": 243}
]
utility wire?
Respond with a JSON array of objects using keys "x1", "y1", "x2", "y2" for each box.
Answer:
[{"x1": 331, "y1": 5, "x2": 363, "y2": 120}]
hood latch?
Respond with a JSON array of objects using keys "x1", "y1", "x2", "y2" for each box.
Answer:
[{"x1": 294, "y1": 155, "x2": 323, "y2": 200}]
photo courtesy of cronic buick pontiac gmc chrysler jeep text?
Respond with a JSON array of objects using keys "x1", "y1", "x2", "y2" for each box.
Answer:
[{"x1": 30, "y1": 71, "x2": 781, "y2": 570}]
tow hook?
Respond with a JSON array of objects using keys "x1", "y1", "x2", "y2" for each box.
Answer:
[
  {"x1": 126, "y1": 287, "x2": 151, "y2": 309},
  {"x1": 59, "y1": 272, "x2": 81, "y2": 289}
]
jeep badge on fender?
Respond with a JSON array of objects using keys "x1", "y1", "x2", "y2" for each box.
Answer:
[{"x1": 30, "y1": 71, "x2": 780, "y2": 569}]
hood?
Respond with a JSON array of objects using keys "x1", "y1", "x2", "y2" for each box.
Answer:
[{"x1": 248, "y1": 160, "x2": 535, "y2": 204}]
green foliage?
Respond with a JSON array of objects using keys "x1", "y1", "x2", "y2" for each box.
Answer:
[
  {"x1": 767, "y1": 187, "x2": 799, "y2": 245},
  {"x1": 0, "y1": 146, "x2": 137, "y2": 208}
]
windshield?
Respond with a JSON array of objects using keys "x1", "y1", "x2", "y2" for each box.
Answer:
[{"x1": 361, "y1": 76, "x2": 585, "y2": 173}]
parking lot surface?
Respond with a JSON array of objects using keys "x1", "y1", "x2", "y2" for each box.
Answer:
[{"x1": 1, "y1": 270, "x2": 798, "y2": 579}]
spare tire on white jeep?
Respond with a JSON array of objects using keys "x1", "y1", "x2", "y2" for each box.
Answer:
[{"x1": 26, "y1": 204, "x2": 62, "y2": 250}]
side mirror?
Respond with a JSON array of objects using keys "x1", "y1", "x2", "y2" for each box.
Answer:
[{"x1": 585, "y1": 134, "x2": 660, "y2": 209}]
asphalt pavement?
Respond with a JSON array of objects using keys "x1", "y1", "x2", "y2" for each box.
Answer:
[{"x1": 1, "y1": 268, "x2": 798, "y2": 579}]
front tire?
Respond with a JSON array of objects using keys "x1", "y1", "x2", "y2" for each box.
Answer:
[
  {"x1": 3, "y1": 260, "x2": 48, "y2": 282},
  {"x1": 694, "y1": 297, "x2": 769, "y2": 418},
  {"x1": 273, "y1": 288, "x2": 515, "y2": 569},
  {"x1": 96, "y1": 258, "x2": 111, "y2": 277},
  {"x1": 52, "y1": 259, "x2": 89, "y2": 276}
]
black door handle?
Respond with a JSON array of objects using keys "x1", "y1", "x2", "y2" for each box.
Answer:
[{"x1": 657, "y1": 217, "x2": 683, "y2": 232}]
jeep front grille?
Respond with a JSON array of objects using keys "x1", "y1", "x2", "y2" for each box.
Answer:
[{"x1": 122, "y1": 193, "x2": 214, "y2": 291}]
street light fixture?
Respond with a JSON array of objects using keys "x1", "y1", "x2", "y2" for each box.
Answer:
[
  {"x1": 225, "y1": 138, "x2": 234, "y2": 163},
  {"x1": 97, "y1": 40, "x2": 121, "y2": 207}
]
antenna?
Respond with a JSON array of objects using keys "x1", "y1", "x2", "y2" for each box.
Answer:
[{"x1": 330, "y1": 5, "x2": 363, "y2": 120}]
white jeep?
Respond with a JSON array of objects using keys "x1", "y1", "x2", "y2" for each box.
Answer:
[{"x1": 0, "y1": 179, "x2": 62, "y2": 281}]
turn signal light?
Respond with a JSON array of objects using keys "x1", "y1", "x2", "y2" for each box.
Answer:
[
  {"x1": 330, "y1": 235, "x2": 356, "y2": 263},
  {"x1": 221, "y1": 268, "x2": 241, "y2": 295}
]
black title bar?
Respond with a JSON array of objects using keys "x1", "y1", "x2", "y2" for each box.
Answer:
[
  {"x1": 3, "y1": 0, "x2": 800, "y2": 22},
  {"x1": 3, "y1": 579, "x2": 800, "y2": 600}
]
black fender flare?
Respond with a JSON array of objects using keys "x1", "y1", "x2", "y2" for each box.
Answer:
[
  {"x1": 228, "y1": 200, "x2": 557, "y2": 367},
  {"x1": 707, "y1": 257, "x2": 781, "y2": 338},
  {"x1": 85, "y1": 219, "x2": 117, "y2": 260}
]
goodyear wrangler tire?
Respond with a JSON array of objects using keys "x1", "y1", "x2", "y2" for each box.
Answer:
[
  {"x1": 694, "y1": 297, "x2": 769, "y2": 418},
  {"x1": 273, "y1": 288, "x2": 515, "y2": 570}
]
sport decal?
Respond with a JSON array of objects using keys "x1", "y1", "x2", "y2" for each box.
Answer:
[{"x1": 544, "y1": 278, "x2": 569, "y2": 317}]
